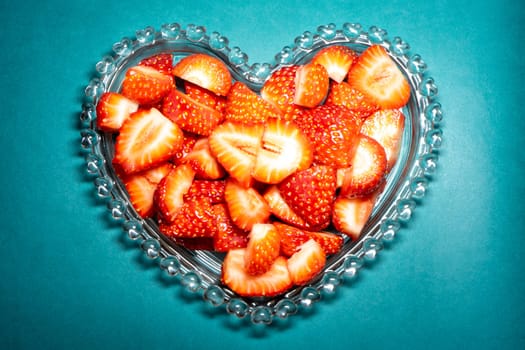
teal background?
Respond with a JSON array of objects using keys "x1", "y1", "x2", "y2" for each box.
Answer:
[{"x1": 1, "y1": 0, "x2": 524, "y2": 348}]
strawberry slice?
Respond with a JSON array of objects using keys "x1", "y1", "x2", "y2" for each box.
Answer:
[
  {"x1": 154, "y1": 164, "x2": 196, "y2": 223},
  {"x1": 295, "y1": 104, "x2": 363, "y2": 168},
  {"x1": 286, "y1": 239, "x2": 326, "y2": 286},
  {"x1": 208, "y1": 121, "x2": 265, "y2": 187},
  {"x1": 222, "y1": 248, "x2": 292, "y2": 297},
  {"x1": 310, "y1": 45, "x2": 358, "y2": 83},
  {"x1": 172, "y1": 53, "x2": 232, "y2": 96},
  {"x1": 360, "y1": 109, "x2": 405, "y2": 170},
  {"x1": 340, "y1": 134, "x2": 387, "y2": 198},
  {"x1": 332, "y1": 193, "x2": 378, "y2": 240},
  {"x1": 212, "y1": 203, "x2": 249, "y2": 252},
  {"x1": 96, "y1": 92, "x2": 139, "y2": 132},
  {"x1": 263, "y1": 186, "x2": 309, "y2": 229},
  {"x1": 308, "y1": 231, "x2": 344, "y2": 255},
  {"x1": 184, "y1": 81, "x2": 227, "y2": 113},
  {"x1": 181, "y1": 138, "x2": 226, "y2": 179},
  {"x1": 162, "y1": 89, "x2": 224, "y2": 136},
  {"x1": 184, "y1": 179, "x2": 225, "y2": 204},
  {"x1": 274, "y1": 222, "x2": 310, "y2": 257},
  {"x1": 172, "y1": 132, "x2": 199, "y2": 165},
  {"x1": 244, "y1": 223, "x2": 281, "y2": 275},
  {"x1": 224, "y1": 179, "x2": 271, "y2": 231},
  {"x1": 252, "y1": 119, "x2": 313, "y2": 184},
  {"x1": 121, "y1": 65, "x2": 175, "y2": 105},
  {"x1": 293, "y1": 62, "x2": 329, "y2": 108},
  {"x1": 139, "y1": 53, "x2": 174, "y2": 75},
  {"x1": 224, "y1": 81, "x2": 282, "y2": 125},
  {"x1": 158, "y1": 195, "x2": 217, "y2": 238},
  {"x1": 278, "y1": 165, "x2": 337, "y2": 231},
  {"x1": 347, "y1": 45, "x2": 410, "y2": 109},
  {"x1": 260, "y1": 65, "x2": 304, "y2": 120},
  {"x1": 113, "y1": 108, "x2": 184, "y2": 174},
  {"x1": 325, "y1": 81, "x2": 379, "y2": 119}
]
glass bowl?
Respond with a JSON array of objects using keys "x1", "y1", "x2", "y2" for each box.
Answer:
[{"x1": 79, "y1": 22, "x2": 442, "y2": 325}]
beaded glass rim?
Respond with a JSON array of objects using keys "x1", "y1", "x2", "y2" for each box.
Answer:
[{"x1": 79, "y1": 22, "x2": 442, "y2": 325}]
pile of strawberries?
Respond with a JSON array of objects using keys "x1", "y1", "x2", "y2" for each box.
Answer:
[{"x1": 96, "y1": 44, "x2": 410, "y2": 297}]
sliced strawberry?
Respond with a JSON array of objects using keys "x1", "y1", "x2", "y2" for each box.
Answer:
[
  {"x1": 222, "y1": 248, "x2": 292, "y2": 297},
  {"x1": 172, "y1": 132, "x2": 199, "y2": 165},
  {"x1": 347, "y1": 45, "x2": 410, "y2": 109},
  {"x1": 158, "y1": 195, "x2": 216, "y2": 238},
  {"x1": 212, "y1": 203, "x2": 249, "y2": 252},
  {"x1": 244, "y1": 223, "x2": 281, "y2": 275},
  {"x1": 172, "y1": 53, "x2": 232, "y2": 96},
  {"x1": 184, "y1": 81, "x2": 227, "y2": 113},
  {"x1": 278, "y1": 165, "x2": 337, "y2": 231},
  {"x1": 307, "y1": 231, "x2": 344, "y2": 256},
  {"x1": 121, "y1": 65, "x2": 175, "y2": 105},
  {"x1": 325, "y1": 81, "x2": 379, "y2": 119},
  {"x1": 154, "y1": 164, "x2": 196, "y2": 223},
  {"x1": 360, "y1": 109, "x2": 405, "y2": 170},
  {"x1": 184, "y1": 179, "x2": 225, "y2": 204},
  {"x1": 310, "y1": 45, "x2": 358, "y2": 83},
  {"x1": 121, "y1": 162, "x2": 173, "y2": 218},
  {"x1": 208, "y1": 121, "x2": 265, "y2": 187},
  {"x1": 162, "y1": 89, "x2": 224, "y2": 136},
  {"x1": 224, "y1": 81, "x2": 282, "y2": 125},
  {"x1": 340, "y1": 134, "x2": 387, "y2": 198},
  {"x1": 263, "y1": 186, "x2": 309, "y2": 229},
  {"x1": 286, "y1": 239, "x2": 326, "y2": 286},
  {"x1": 295, "y1": 105, "x2": 363, "y2": 168},
  {"x1": 260, "y1": 65, "x2": 304, "y2": 120},
  {"x1": 273, "y1": 222, "x2": 310, "y2": 257},
  {"x1": 293, "y1": 62, "x2": 329, "y2": 108},
  {"x1": 252, "y1": 119, "x2": 313, "y2": 184},
  {"x1": 139, "y1": 53, "x2": 174, "y2": 75},
  {"x1": 224, "y1": 179, "x2": 271, "y2": 231},
  {"x1": 181, "y1": 138, "x2": 225, "y2": 179},
  {"x1": 96, "y1": 92, "x2": 139, "y2": 132},
  {"x1": 113, "y1": 108, "x2": 184, "y2": 174},
  {"x1": 332, "y1": 194, "x2": 378, "y2": 240}
]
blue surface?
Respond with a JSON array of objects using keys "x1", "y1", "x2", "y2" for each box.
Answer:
[{"x1": 1, "y1": 0, "x2": 524, "y2": 348}]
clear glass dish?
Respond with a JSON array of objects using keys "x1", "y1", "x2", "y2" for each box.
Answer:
[{"x1": 79, "y1": 22, "x2": 442, "y2": 325}]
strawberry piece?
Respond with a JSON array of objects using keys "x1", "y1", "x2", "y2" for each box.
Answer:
[
  {"x1": 340, "y1": 134, "x2": 387, "y2": 198},
  {"x1": 278, "y1": 165, "x2": 337, "y2": 230},
  {"x1": 208, "y1": 121, "x2": 265, "y2": 188},
  {"x1": 222, "y1": 248, "x2": 292, "y2": 297},
  {"x1": 295, "y1": 104, "x2": 362, "y2": 168},
  {"x1": 162, "y1": 89, "x2": 224, "y2": 136},
  {"x1": 260, "y1": 65, "x2": 304, "y2": 120},
  {"x1": 274, "y1": 222, "x2": 310, "y2": 257},
  {"x1": 158, "y1": 195, "x2": 217, "y2": 238},
  {"x1": 139, "y1": 53, "x2": 174, "y2": 75},
  {"x1": 181, "y1": 138, "x2": 226, "y2": 179},
  {"x1": 96, "y1": 92, "x2": 139, "y2": 132},
  {"x1": 325, "y1": 81, "x2": 379, "y2": 119},
  {"x1": 184, "y1": 179, "x2": 225, "y2": 204},
  {"x1": 307, "y1": 231, "x2": 344, "y2": 255},
  {"x1": 347, "y1": 45, "x2": 410, "y2": 109},
  {"x1": 212, "y1": 203, "x2": 249, "y2": 252},
  {"x1": 263, "y1": 186, "x2": 309, "y2": 229},
  {"x1": 113, "y1": 108, "x2": 184, "y2": 174},
  {"x1": 360, "y1": 109, "x2": 405, "y2": 170},
  {"x1": 310, "y1": 45, "x2": 358, "y2": 83},
  {"x1": 332, "y1": 194, "x2": 378, "y2": 240},
  {"x1": 184, "y1": 81, "x2": 227, "y2": 113},
  {"x1": 252, "y1": 119, "x2": 313, "y2": 184},
  {"x1": 172, "y1": 53, "x2": 232, "y2": 96},
  {"x1": 154, "y1": 164, "x2": 196, "y2": 223},
  {"x1": 244, "y1": 223, "x2": 281, "y2": 275},
  {"x1": 224, "y1": 179, "x2": 271, "y2": 231},
  {"x1": 287, "y1": 239, "x2": 326, "y2": 286},
  {"x1": 293, "y1": 62, "x2": 329, "y2": 108},
  {"x1": 172, "y1": 132, "x2": 199, "y2": 165},
  {"x1": 121, "y1": 163, "x2": 173, "y2": 218},
  {"x1": 224, "y1": 81, "x2": 282, "y2": 125},
  {"x1": 121, "y1": 65, "x2": 175, "y2": 105}
]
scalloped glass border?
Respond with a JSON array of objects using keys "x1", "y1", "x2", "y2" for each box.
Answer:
[{"x1": 79, "y1": 22, "x2": 442, "y2": 325}]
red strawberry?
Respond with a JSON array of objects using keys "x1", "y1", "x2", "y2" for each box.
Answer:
[
  {"x1": 224, "y1": 179, "x2": 271, "y2": 231},
  {"x1": 158, "y1": 195, "x2": 216, "y2": 238},
  {"x1": 278, "y1": 165, "x2": 337, "y2": 230},
  {"x1": 244, "y1": 223, "x2": 281, "y2": 275},
  {"x1": 208, "y1": 121, "x2": 265, "y2": 188},
  {"x1": 274, "y1": 222, "x2": 310, "y2": 257},
  {"x1": 212, "y1": 203, "x2": 249, "y2": 252},
  {"x1": 340, "y1": 134, "x2": 387, "y2": 198},
  {"x1": 172, "y1": 53, "x2": 232, "y2": 96},
  {"x1": 286, "y1": 239, "x2": 326, "y2": 286},
  {"x1": 332, "y1": 193, "x2": 378, "y2": 240},
  {"x1": 347, "y1": 45, "x2": 410, "y2": 109},
  {"x1": 96, "y1": 92, "x2": 139, "y2": 132},
  {"x1": 307, "y1": 231, "x2": 344, "y2": 255},
  {"x1": 360, "y1": 109, "x2": 405, "y2": 170},
  {"x1": 310, "y1": 45, "x2": 358, "y2": 83},
  {"x1": 181, "y1": 138, "x2": 226, "y2": 179},
  {"x1": 295, "y1": 104, "x2": 363, "y2": 168},
  {"x1": 113, "y1": 108, "x2": 184, "y2": 174},
  {"x1": 222, "y1": 248, "x2": 292, "y2": 297},
  {"x1": 184, "y1": 81, "x2": 227, "y2": 113},
  {"x1": 121, "y1": 162, "x2": 173, "y2": 218},
  {"x1": 224, "y1": 81, "x2": 282, "y2": 124},
  {"x1": 162, "y1": 89, "x2": 224, "y2": 136},
  {"x1": 172, "y1": 132, "x2": 199, "y2": 165},
  {"x1": 121, "y1": 65, "x2": 174, "y2": 105},
  {"x1": 293, "y1": 62, "x2": 329, "y2": 108},
  {"x1": 260, "y1": 65, "x2": 304, "y2": 120},
  {"x1": 263, "y1": 186, "x2": 309, "y2": 229},
  {"x1": 325, "y1": 81, "x2": 379, "y2": 119},
  {"x1": 252, "y1": 118, "x2": 313, "y2": 184},
  {"x1": 184, "y1": 179, "x2": 225, "y2": 204},
  {"x1": 139, "y1": 53, "x2": 174, "y2": 75},
  {"x1": 154, "y1": 164, "x2": 196, "y2": 223}
]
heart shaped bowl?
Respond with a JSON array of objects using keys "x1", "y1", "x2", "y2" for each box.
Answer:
[{"x1": 79, "y1": 23, "x2": 442, "y2": 325}]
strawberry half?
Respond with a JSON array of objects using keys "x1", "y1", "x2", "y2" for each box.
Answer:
[
  {"x1": 222, "y1": 248, "x2": 292, "y2": 297},
  {"x1": 154, "y1": 164, "x2": 196, "y2": 223},
  {"x1": 96, "y1": 92, "x2": 139, "y2": 132},
  {"x1": 121, "y1": 65, "x2": 175, "y2": 105},
  {"x1": 263, "y1": 186, "x2": 309, "y2": 229},
  {"x1": 172, "y1": 53, "x2": 232, "y2": 96},
  {"x1": 158, "y1": 195, "x2": 217, "y2": 238},
  {"x1": 113, "y1": 108, "x2": 184, "y2": 174},
  {"x1": 347, "y1": 45, "x2": 410, "y2": 109},
  {"x1": 224, "y1": 179, "x2": 270, "y2": 231},
  {"x1": 139, "y1": 53, "x2": 174, "y2": 75},
  {"x1": 244, "y1": 223, "x2": 281, "y2": 275},
  {"x1": 181, "y1": 138, "x2": 226, "y2": 179},
  {"x1": 287, "y1": 239, "x2": 326, "y2": 286},
  {"x1": 293, "y1": 62, "x2": 329, "y2": 108},
  {"x1": 184, "y1": 81, "x2": 227, "y2": 113},
  {"x1": 310, "y1": 45, "x2": 358, "y2": 83},
  {"x1": 325, "y1": 81, "x2": 379, "y2": 119},
  {"x1": 332, "y1": 193, "x2": 378, "y2": 240},
  {"x1": 212, "y1": 203, "x2": 249, "y2": 252},
  {"x1": 260, "y1": 65, "x2": 304, "y2": 120}
]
